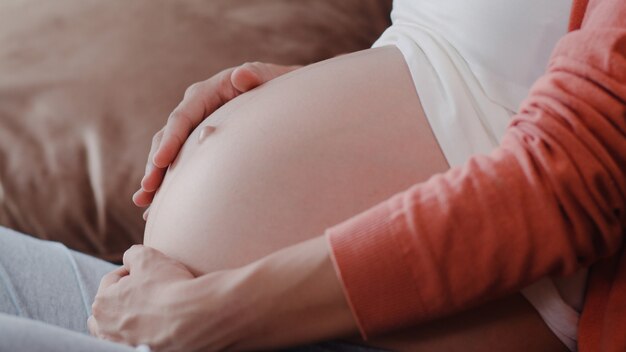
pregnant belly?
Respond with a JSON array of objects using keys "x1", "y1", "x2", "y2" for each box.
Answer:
[{"x1": 143, "y1": 46, "x2": 448, "y2": 275}]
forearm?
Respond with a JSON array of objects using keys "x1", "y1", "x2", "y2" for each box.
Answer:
[{"x1": 191, "y1": 236, "x2": 357, "y2": 350}]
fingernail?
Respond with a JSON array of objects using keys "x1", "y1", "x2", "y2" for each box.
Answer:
[
  {"x1": 140, "y1": 174, "x2": 148, "y2": 189},
  {"x1": 145, "y1": 159, "x2": 155, "y2": 174},
  {"x1": 198, "y1": 126, "x2": 217, "y2": 142},
  {"x1": 132, "y1": 189, "x2": 142, "y2": 202},
  {"x1": 143, "y1": 208, "x2": 150, "y2": 221},
  {"x1": 152, "y1": 153, "x2": 161, "y2": 167}
]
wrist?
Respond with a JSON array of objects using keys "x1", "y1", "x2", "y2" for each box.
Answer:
[
  {"x1": 228, "y1": 236, "x2": 359, "y2": 350},
  {"x1": 182, "y1": 268, "x2": 253, "y2": 351}
]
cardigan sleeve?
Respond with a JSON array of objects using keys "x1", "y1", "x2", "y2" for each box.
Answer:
[{"x1": 326, "y1": 0, "x2": 626, "y2": 338}]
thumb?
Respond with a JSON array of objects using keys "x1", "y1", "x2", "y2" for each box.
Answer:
[{"x1": 231, "y1": 62, "x2": 300, "y2": 92}]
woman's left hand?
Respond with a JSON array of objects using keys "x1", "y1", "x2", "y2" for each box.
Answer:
[
  {"x1": 88, "y1": 237, "x2": 358, "y2": 351},
  {"x1": 88, "y1": 245, "x2": 242, "y2": 351}
]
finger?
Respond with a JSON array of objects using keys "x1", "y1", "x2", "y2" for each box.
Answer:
[
  {"x1": 153, "y1": 68, "x2": 238, "y2": 168},
  {"x1": 122, "y1": 245, "x2": 150, "y2": 273},
  {"x1": 142, "y1": 207, "x2": 150, "y2": 221},
  {"x1": 144, "y1": 129, "x2": 164, "y2": 175},
  {"x1": 153, "y1": 108, "x2": 192, "y2": 169},
  {"x1": 98, "y1": 266, "x2": 130, "y2": 292},
  {"x1": 231, "y1": 62, "x2": 301, "y2": 92},
  {"x1": 132, "y1": 189, "x2": 155, "y2": 207},
  {"x1": 89, "y1": 316, "x2": 123, "y2": 344},
  {"x1": 230, "y1": 64, "x2": 261, "y2": 92},
  {"x1": 135, "y1": 129, "x2": 167, "y2": 203},
  {"x1": 140, "y1": 165, "x2": 167, "y2": 193},
  {"x1": 87, "y1": 315, "x2": 98, "y2": 336},
  {"x1": 123, "y1": 245, "x2": 170, "y2": 274}
]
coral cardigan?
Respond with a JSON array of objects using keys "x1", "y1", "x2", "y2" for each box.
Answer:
[{"x1": 326, "y1": 0, "x2": 626, "y2": 350}]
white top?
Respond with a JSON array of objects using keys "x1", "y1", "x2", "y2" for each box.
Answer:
[
  {"x1": 402, "y1": 0, "x2": 572, "y2": 112},
  {"x1": 373, "y1": 0, "x2": 571, "y2": 166}
]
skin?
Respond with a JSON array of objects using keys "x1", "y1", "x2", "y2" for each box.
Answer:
[
  {"x1": 142, "y1": 47, "x2": 451, "y2": 274},
  {"x1": 90, "y1": 239, "x2": 566, "y2": 351},
  {"x1": 134, "y1": 62, "x2": 302, "y2": 216},
  {"x1": 91, "y1": 47, "x2": 567, "y2": 351}
]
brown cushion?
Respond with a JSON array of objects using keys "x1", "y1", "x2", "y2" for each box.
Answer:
[{"x1": 0, "y1": 0, "x2": 391, "y2": 262}]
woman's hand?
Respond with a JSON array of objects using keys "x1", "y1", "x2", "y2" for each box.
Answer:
[
  {"x1": 88, "y1": 246, "x2": 193, "y2": 349},
  {"x1": 133, "y1": 63, "x2": 301, "y2": 216},
  {"x1": 88, "y1": 237, "x2": 358, "y2": 351},
  {"x1": 88, "y1": 245, "x2": 239, "y2": 351}
]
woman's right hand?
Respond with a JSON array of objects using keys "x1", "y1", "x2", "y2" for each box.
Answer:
[{"x1": 133, "y1": 62, "x2": 301, "y2": 217}]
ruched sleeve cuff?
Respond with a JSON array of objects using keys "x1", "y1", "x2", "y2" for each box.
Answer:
[{"x1": 325, "y1": 197, "x2": 426, "y2": 339}]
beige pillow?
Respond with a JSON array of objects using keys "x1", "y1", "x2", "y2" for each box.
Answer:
[{"x1": 0, "y1": 0, "x2": 391, "y2": 261}]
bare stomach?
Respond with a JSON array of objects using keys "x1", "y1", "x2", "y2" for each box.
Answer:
[
  {"x1": 144, "y1": 46, "x2": 448, "y2": 274},
  {"x1": 143, "y1": 46, "x2": 567, "y2": 351}
]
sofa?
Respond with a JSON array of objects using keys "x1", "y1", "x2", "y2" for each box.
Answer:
[{"x1": 0, "y1": 0, "x2": 392, "y2": 262}]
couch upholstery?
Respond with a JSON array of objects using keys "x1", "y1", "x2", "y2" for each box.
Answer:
[{"x1": 0, "y1": 0, "x2": 391, "y2": 261}]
